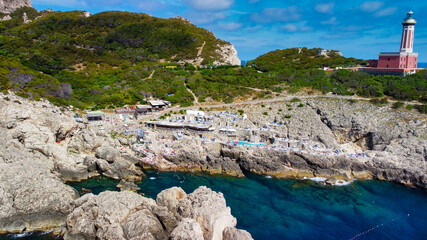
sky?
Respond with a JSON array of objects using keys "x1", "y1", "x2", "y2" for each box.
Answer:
[{"x1": 31, "y1": 0, "x2": 427, "y2": 61}]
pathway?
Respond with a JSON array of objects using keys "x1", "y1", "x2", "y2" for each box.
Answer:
[
  {"x1": 197, "y1": 41, "x2": 206, "y2": 57},
  {"x1": 184, "y1": 82, "x2": 198, "y2": 105},
  {"x1": 178, "y1": 93, "x2": 423, "y2": 110},
  {"x1": 143, "y1": 70, "x2": 155, "y2": 80}
]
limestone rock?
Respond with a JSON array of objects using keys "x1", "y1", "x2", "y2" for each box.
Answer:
[
  {"x1": 223, "y1": 227, "x2": 254, "y2": 240},
  {"x1": 156, "y1": 187, "x2": 187, "y2": 214},
  {"x1": 171, "y1": 218, "x2": 204, "y2": 240},
  {"x1": 177, "y1": 186, "x2": 237, "y2": 240},
  {"x1": 66, "y1": 191, "x2": 159, "y2": 240},
  {"x1": 0, "y1": 0, "x2": 32, "y2": 14},
  {"x1": 95, "y1": 143, "x2": 120, "y2": 163},
  {"x1": 214, "y1": 44, "x2": 241, "y2": 66}
]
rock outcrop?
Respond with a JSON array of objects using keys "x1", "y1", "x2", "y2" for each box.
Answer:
[
  {"x1": 214, "y1": 44, "x2": 241, "y2": 66},
  {"x1": 0, "y1": 0, "x2": 32, "y2": 14},
  {"x1": 0, "y1": 92, "x2": 252, "y2": 238},
  {"x1": 159, "y1": 98, "x2": 427, "y2": 189},
  {"x1": 0, "y1": 93, "x2": 145, "y2": 233},
  {"x1": 64, "y1": 187, "x2": 251, "y2": 240}
]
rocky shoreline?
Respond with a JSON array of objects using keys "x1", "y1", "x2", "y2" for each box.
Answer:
[{"x1": 0, "y1": 92, "x2": 426, "y2": 238}]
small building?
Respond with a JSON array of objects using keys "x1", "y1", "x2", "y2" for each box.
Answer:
[
  {"x1": 148, "y1": 100, "x2": 168, "y2": 110},
  {"x1": 86, "y1": 111, "x2": 105, "y2": 121},
  {"x1": 135, "y1": 105, "x2": 153, "y2": 118}
]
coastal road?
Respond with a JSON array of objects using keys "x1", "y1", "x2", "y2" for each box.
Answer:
[{"x1": 177, "y1": 93, "x2": 424, "y2": 110}]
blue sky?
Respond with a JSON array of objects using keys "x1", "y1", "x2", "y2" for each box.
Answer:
[{"x1": 31, "y1": 0, "x2": 427, "y2": 61}]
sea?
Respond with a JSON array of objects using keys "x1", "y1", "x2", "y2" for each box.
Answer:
[
  {"x1": 417, "y1": 62, "x2": 427, "y2": 68},
  {"x1": 2, "y1": 172, "x2": 427, "y2": 240}
]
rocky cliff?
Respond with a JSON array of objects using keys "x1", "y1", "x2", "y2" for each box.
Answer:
[
  {"x1": 0, "y1": 92, "x2": 251, "y2": 239},
  {"x1": 161, "y1": 98, "x2": 426, "y2": 189},
  {"x1": 0, "y1": 0, "x2": 32, "y2": 14}
]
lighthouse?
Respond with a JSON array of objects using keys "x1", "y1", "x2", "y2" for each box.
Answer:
[
  {"x1": 400, "y1": 11, "x2": 416, "y2": 53},
  {"x1": 365, "y1": 11, "x2": 419, "y2": 76}
]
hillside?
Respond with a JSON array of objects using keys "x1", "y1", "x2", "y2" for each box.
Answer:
[
  {"x1": 0, "y1": 8, "x2": 425, "y2": 111},
  {"x1": 247, "y1": 47, "x2": 366, "y2": 72},
  {"x1": 0, "y1": 8, "x2": 240, "y2": 68}
]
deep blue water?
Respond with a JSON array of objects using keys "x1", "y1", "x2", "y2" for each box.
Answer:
[
  {"x1": 3, "y1": 173, "x2": 427, "y2": 240},
  {"x1": 418, "y1": 62, "x2": 427, "y2": 68},
  {"x1": 69, "y1": 172, "x2": 427, "y2": 240}
]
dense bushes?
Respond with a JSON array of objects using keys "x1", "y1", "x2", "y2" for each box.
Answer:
[{"x1": 0, "y1": 9, "x2": 426, "y2": 113}]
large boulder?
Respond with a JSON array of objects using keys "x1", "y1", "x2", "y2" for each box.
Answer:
[
  {"x1": 65, "y1": 191, "x2": 162, "y2": 240},
  {"x1": 177, "y1": 186, "x2": 237, "y2": 240},
  {"x1": 156, "y1": 187, "x2": 187, "y2": 214},
  {"x1": 171, "y1": 218, "x2": 204, "y2": 240},
  {"x1": 223, "y1": 227, "x2": 253, "y2": 240},
  {"x1": 95, "y1": 143, "x2": 120, "y2": 163}
]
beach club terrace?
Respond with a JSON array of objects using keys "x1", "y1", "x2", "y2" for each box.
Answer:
[{"x1": 145, "y1": 120, "x2": 214, "y2": 131}]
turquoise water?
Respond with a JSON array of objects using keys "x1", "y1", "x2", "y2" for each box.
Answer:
[
  {"x1": 68, "y1": 172, "x2": 427, "y2": 240},
  {"x1": 3, "y1": 172, "x2": 427, "y2": 240}
]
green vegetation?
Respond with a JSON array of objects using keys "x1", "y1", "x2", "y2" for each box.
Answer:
[
  {"x1": 392, "y1": 101, "x2": 404, "y2": 109},
  {"x1": 370, "y1": 98, "x2": 388, "y2": 105},
  {"x1": 247, "y1": 48, "x2": 366, "y2": 72},
  {"x1": 0, "y1": 8, "x2": 426, "y2": 114}
]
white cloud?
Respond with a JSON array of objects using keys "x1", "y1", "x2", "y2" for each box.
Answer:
[
  {"x1": 321, "y1": 17, "x2": 337, "y2": 25},
  {"x1": 374, "y1": 7, "x2": 397, "y2": 17},
  {"x1": 137, "y1": 0, "x2": 167, "y2": 12},
  {"x1": 281, "y1": 24, "x2": 298, "y2": 32},
  {"x1": 251, "y1": 7, "x2": 300, "y2": 23},
  {"x1": 280, "y1": 22, "x2": 312, "y2": 32},
  {"x1": 219, "y1": 22, "x2": 242, "y2": 31},
  {"x1": 360, "y1": 1, "x2": 384, "y2": 12},
  {"x1": 186, "y1": 11, "x2": 226, "y2": 24},
  {"x1": 315, "y1": 2, "x2": 334, "y2": 14},
  {"x1": 184, "y1": 0, "x2": 234, "y2": 11},
  {"x1": 33, "y1": 0, "x2": 88, "y2": 8}
]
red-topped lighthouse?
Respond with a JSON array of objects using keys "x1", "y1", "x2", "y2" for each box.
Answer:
[{"x1": 365, "y1": 11, "x2": 419, "y2": 76}]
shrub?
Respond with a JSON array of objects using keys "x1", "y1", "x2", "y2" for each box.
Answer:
[
  {"x1": 297, "y1": 103, "x2": 304, "y2": 108},
  {"x1": 290, "y1": 98, "x2": 301, "y2": 103},
  {"x1": 392, "y1": 101, "x2": 404, "y2": 109},
  {"x1": 370, "y1": 98, "x2": 388, "y2": 105},
  {"x1": 238, "y1": 109, "x2": 244, "y2": 115},
  {"x1": 284, "y1": 115, "x2": 292, "y2": 119},
  {"x1": 263, "y1": 112, "x2": 268, "y2": 116},
  {"x1": 261, "y1": 104, "x2": 265, "y2": 108},
  {"x1": 278, "y1": 109, "x2": 282, "y2": 112},
  {"x1": 406, "y1": 104, "x2": 414, "y2": 110},
  {"x1": 415, "y1": 104, "x2": 427, "y2": 114}
]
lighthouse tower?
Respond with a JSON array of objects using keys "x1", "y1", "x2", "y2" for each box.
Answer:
[
  {"x1": 400, "y1": 11, "x2": 416, "y2": 53},
  {"x1": 367, "y1": 11, "x2": 419, "y2": 76}
]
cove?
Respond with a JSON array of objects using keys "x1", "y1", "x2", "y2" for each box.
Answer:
[
  {"x1": 3, "y1": 172, "x2": 427, "y2": 240},
  {"x1": 68, "y1": 172, "x2": 427, "y2": 240}
]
